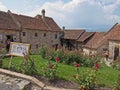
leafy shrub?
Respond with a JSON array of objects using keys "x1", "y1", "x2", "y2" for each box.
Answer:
[
  {"x1": 39, "y1": 46, "x2": 97, "y2": 67},
  {"x1": 82, "y1": 56, "x2": 95, "y2": 67},
  {"x1": 63, "y1": 51, "x2": 83, "y2": 65},
  {"x1": 74, "y1": 64, "x2": 98, "y2": 90},
  {"x1": 18, "y1": 55, "x2": 37, "y2": 75},
  {"x1": 39, "y1": 45, "x2": 47, "y2": 59},
  {"x1": 42, "y1": 57, "x2": 60, "y2": 81}
]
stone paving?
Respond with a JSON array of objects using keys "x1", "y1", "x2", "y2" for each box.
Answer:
[
  {"x1": 0, "y1": 74, "x2": 31, "y2": 90},
  {"x1": 0, "y1": 68, "x2": 72, "y2": 90}
]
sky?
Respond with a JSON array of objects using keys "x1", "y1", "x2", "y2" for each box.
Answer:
[{"x1": 0, "y1": 0, "x2": 120, "y2": 31}]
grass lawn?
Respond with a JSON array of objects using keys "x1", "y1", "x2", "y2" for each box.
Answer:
[{"x1": 2, "y1": 55, "x2": 120, "y2": 88}]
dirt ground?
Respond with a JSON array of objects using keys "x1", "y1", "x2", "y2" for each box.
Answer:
[{"x1": 34, "y1": 75, "x2": 112, "y2": 90}]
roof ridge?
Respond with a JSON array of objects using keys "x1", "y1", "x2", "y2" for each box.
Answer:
[
  {"x1": 76, "y1": 30, "x2": 85, "y2": 40},
  {"x1": 42, "y1": 18, "x2": 53, "y2": 30},
  {"x1": 7, "y1": 10, "x2": 21, "y2": 29}
]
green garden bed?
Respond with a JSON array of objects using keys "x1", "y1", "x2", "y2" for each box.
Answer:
[{"x1": 2, "y1": 55, "x2": 120, "y2": 88}]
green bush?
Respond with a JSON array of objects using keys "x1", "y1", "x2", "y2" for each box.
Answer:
[
  {"x1": 18, "y1": 55, "x2": 37, "y2": 75},
  {"x1": 63, "y1": 51, "x2": 83, "y2": 65},
  {"x1": 82, "y1": 56, "x2": 95, "y2": 67},
  {"x1": 42, "y1": 57, "x2": 60, "y2": 81},
  {"x1": 74, "y1": 64, "x2": 97, "y2": 90},
  {"x1": 39, "y1": 45, "x2": 47, "y2": 59},
  {"x1": 39, "y1": 46, "x2": 97, "y2": 67}
]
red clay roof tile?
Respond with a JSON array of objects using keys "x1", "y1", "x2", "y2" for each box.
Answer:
[
  {"x1": 35, "y1": 15, "x2": 61, "y2": 31},
  {"x1": 13, "y1": 14, "x2": 49, "y2": 30},
  {"x1": 84, "y1": 32, "x2": 106, "y2": 49},
  {"x1": 62, "y1": 30, "x2": 85, "y2": 40},
  {"x1": 77, "y1": 32, "x2": 95, "y2": 42},
  {"x1": 0, "y1": 11, "x2": 19, "y2": 30},
  {"x1": 0, "y1": 10, "x2": 61, "y2": 32}
]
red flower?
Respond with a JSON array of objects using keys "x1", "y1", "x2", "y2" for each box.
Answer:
[
  {"x1": 75, "y1": 64, "x2": 80, "y2": 67},
  {"x1": 73, "y1": 74, "x2": 77, "y2": 79},
  {"x1": 49, "y1": 64, "x2": 53, "y2": 69},
  {"x1": 55, "y1": 57, "x2": 60, "y2": 62},
  {"x1": 94, "y1": 62, "x2": 100, "y2": 70}
]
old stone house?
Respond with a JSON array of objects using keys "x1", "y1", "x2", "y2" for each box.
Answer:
[
  {"x1": 61, "y1": 29, "x2": 95, "y2": 50},
  {"x1": 83, "y1": 32, "x2": 106, "y2": 55},
  {"x1": 61, "y1": 30, "x2": 85, "y2": 50},
  {"x1": 77, "y1": 32, "x2": 95, "y2": 49},
  {"x1": 0, "y1": 9, "x2": 62, "y2": 51},
  {"x1": 83, "y1": 23, "x2": 120, "y2": 59},
  {"x1": 108, "y1": 23, "x2": 120, "y2": 60}
]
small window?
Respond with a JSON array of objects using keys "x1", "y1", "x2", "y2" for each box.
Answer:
[
  {"x1": 22, "y1": 32, "x2": 26, "y2": 36},
  {"x1": 35, "y1": 33, "x2": 38, "y2": 37},
  {"x1": 43, "y1": 33, "x2": 46, "y2": 37},
  {"x1": 55, "y1": 34, "x2": 57, "y2": 39}
]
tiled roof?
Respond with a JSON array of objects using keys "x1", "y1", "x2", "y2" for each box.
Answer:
[
  {"x1": 0, "y1": 10, "x2": 61, "y2": 31},
  {"x1": 84, "y1": 32, "x2": 106, "y2": 49},
  {"x1": 93, "y1": 23, "x2": 120, "y2": 49},
  {"x1": 35, "y1": 15, "x2": 61, "y2": 31},
  {"x1": 62, "y1": 30, "x2": 85, "y2": 40},
  {"x1": 84, "y1": 23, "x2": 120, "y2": 49},
  {"x1": 13, "y1": 14, "x2": 49, "y2": 30},
  {"x1": 0, "y1": 11, "x2": 19, "y2": 30},
  {"x1": 77, "y1": 32, "x2": 95, "y2": 42},
  {"x1": 108, "y1": 24, "x2": 120, "y2": 41}
]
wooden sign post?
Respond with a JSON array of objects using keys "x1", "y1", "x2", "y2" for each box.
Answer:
[{"x1": 8, "y1": 42, "x2": 30, "y2": 68}]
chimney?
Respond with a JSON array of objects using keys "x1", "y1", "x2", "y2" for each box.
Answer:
[
  {"x1": 62, "y1": 26, "x2": 65, "y2": 30},
  {"x1": 41, "y1": 9, "x2": 45, "y2": 19}
]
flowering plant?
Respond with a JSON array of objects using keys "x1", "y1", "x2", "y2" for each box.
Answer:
[
  {"x1": 75, "y1": 64, "x2": 80, "y2": 67},
  {"x1": 18, "y1": 55, "x2": 37, "y2": 75},
  {"x1": 93, "y1": 61, "x2": 100, "y2": 70},
  {"x1": 42, "y1": 57, "x2": 60, "y2": 81},
  {"x1": 55, "y1": 57, "x2": 60, "y2": 62},
  {"x1": 74, "y1": 63, "x2": 97, "y2": 90}
]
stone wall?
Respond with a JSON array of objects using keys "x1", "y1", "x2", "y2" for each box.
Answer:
[
  {"x1": 83, "y1": 48, "x2": 97, "y2": 55},
  {"x1": 0, "y1": 29, "x2": 19, "y2": 50},
  {"x1": 21, "y1": 29, "x2": 61, "y2": 50},
  {"x1": 0, "y1": 29, "x2": 61, "y2": 51},
  {"x1": 109, "y1": 40, "x2": 120, "y2": 59}
]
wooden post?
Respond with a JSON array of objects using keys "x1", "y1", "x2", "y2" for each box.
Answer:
[{"x1": 8, "y1": 56, "x2": 13, "y2": 69}]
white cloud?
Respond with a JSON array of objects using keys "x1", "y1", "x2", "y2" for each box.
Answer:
[
  {"x1": 0, "y1": 2, "x2": 7, "y2": 11},
  {"x1": 38, "y1": 0, "x2": 120, "y2": 30}
]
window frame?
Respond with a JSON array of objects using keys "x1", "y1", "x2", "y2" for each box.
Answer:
[
  {"x1": 34, "y1": 32, "x2": 38, "y2": 37},
  {"x1": 22, "y1": 32, "x2": 26, "y2": 36}
]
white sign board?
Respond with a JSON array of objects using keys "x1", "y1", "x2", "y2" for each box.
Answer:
[{"x1": 9, "y1": 42, "x2": 30, "y2": 57}]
